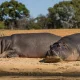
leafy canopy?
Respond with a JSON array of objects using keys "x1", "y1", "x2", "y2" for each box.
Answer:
[
  {"x1": 0, "y1": 0, "x2": 29, "y2": 21},
  {"x1": 47, "y1": 0, "x2": 80, "y2": 28}
]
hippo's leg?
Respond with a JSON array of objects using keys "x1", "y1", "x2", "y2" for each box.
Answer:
[
  {"x1": 0, "y1": 50, "x2": 19, "y2": 58},
  {"x1": 7, "y1": 52, "x2": 19, "y2": 58}
]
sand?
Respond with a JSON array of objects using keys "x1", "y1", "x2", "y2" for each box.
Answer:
[
  {"x1": 0, "y1": 29, "x2": 80, "y2": 37},
  {"x1": 0, "y1": 58, "x2": 80, "y2": 76},
  {"x1": 0, "y1": 29, "x2": 80, "y2": 76}
]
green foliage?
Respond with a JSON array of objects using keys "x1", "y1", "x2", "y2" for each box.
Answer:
[
  {"x1": 0, "y1": 0, "x2": 29, "y2": 20},
  {"x1": 47, "y1": 0, "x2": 80, "y2": 28},
  {"x1": 0, "y1": 21, "x2": 6, "y2": 29},
  {"x1": 36, "y1": 14, "x2": 48, "y2": 29},
  {"x1": 0, "y1": 0, "x2": 80, "y2": 29},
  {"x1": 26, "y1": 18, "x2": 42, "y2": 29},
  {"x1": 27, "y1": 14, "x2": 49, "y2": 29},
  {"x1": 28, "y1": 23, "x2": 41, "y2": 29},
  {"x1": 0, "y1": 0, "x2": 29, "y2": 29},
  {"x1": 71, "y1": 0, "x2": 80, "y2": 21}
]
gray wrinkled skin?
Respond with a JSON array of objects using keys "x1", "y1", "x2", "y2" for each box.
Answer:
[
  {"x1": 0, "y1": 33, "x2": 61, "y2": 58},
  {"x1": 47, "y1": 33, "x2": 80, "y2": 61}
]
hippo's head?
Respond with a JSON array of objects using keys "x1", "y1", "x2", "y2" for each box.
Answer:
[{"x1": 46, "y1": 41, "x2": 74, "y2": 62}]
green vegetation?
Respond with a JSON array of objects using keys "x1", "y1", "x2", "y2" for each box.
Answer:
[
  {"x1": 0, "y1": 0, "x2": 29, "y2": 29},
  {"x1": 0, "y1": 21, "x2": 6, "y2": 29},
  {"x1": 47, "y1": 0, "x2": 80, "y2": 28},
  {"x1": 0, "y1": 0, "x2": 80, "y2": 29}
]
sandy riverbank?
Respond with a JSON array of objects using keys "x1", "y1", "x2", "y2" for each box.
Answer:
[
  {"x1": 0, "y1": 29, "x2": 80, "y2": 76},
  {"x1": 0, "y1": 58, "x2": 80, "y2": 76}
]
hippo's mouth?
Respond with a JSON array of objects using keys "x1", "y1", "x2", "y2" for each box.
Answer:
[
  {"x1": 44, "y1": 55, "x2": 62, "y2": 63},
  {"x1": 45, "y1": 49, "x2": 62, "y2": 63}
]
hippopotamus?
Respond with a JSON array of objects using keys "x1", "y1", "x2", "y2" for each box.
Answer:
[
  {"x1": 46, "y1": 33, "x2": 80, "y2": 62},
  {"x1": 0, "y1": 33, "x2": 61, "y2": 58}
]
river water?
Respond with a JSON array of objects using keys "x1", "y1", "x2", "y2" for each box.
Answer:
[{"x1": 0, "y1": 76, "x2": 80, "y2": 80}]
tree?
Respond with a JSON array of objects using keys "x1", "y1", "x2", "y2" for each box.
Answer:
[
  {"x1": 47, "y1": 0, "x2": 80, "y2": 28},
  {"x1": 15, "y1": 17, "x2": 28, "y2": 29},
  {"x1": 26, "y1": 17, "x2": 42, "y2": 29},
  {"x1": 48, "y1": 1, "x2": 75, "y2": 28},
  {"x1": 71, "y1": 0, "x2": 80, "y2": 22},
  {"x1": 0, "y1": 0, "x2": 29, "y2": 29},
  {"x1": 36, "y1": 14, "x2": 48, "y2": 29}
]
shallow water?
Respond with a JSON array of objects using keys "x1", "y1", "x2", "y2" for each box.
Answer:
[{"x1": 0, "y1": 76, "x2": 80, "y2": 80}]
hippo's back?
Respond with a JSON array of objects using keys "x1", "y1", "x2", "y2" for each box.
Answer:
[
  {"x1": 11, "y1": 33, "x2": 61, "y2": 58},
  {"x1": 59, "y1": 33, "x2": 80, "y2": 44}
]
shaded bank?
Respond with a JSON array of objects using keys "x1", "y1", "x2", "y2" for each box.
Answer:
[
  {"x1": 0, "y1": 71, "x2": 80, "y2": 77},
  {"x1": 0, "y1": 76, "x2": 80, "y2": 80},
  {"x1": 0, "y1": 58, "x2": 80, "y2": 76}
]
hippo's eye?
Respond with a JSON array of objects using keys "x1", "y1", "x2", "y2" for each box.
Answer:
[{"x1": 63, "y1": 43, "x2": 68, "y2": 49}]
